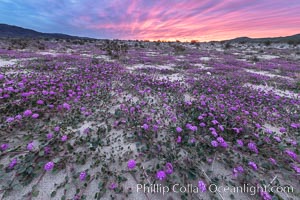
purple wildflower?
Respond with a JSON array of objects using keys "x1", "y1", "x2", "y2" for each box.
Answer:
[
  {"x1": 54, "y1": 126, "x2": 60, "y2": 132},
  {"x1": 129, "y1": 107, "x2": 135, "y2": 113},
  {"x1": 199, "y1": 122, "x2": 206, "y2": 127},
  {"x1": 176, "y1": 136, "x2": 182, "y2": 143},
  {"x1": 291, "y1": 123, "x2": 299, "y2": 129},
  {"x1": 37, "y1": 100, "x2": 44, "y2": 105},
  {"x1": 27, "y1": 142, "x2": 34, "y2": 151},
  {"x1": 44, "y1": 146, "x2": 51, "y2": 154},
  {"x1": 23, "y1": 109, "x2": 33, "y2": 117},
  {"x1": 248, "y1": 161, "x2": 258, "y2": 171},
  {"x1": 176, "y1": 127, "x2": 183, "y2": 133},
  {"x1": 237, "y1": 139, "x2": 244, "y2": 147},
  {"x1": 265, "y1": 129, "x2": 273, "y2": 134},
  {"x1": 15, "y1": 114, "x2": 22, "y2": 120},
  {"x1": 44, "y1": 161, "x2": 54, "y2": 171},
  {"x1": 248, "y1": 142, "x2": 258, "y2": 154},
  {"x1": 142, "y1": 124, "x2": 149, "y2": 130},
  {"x1": 6, "y1": 117, "x2": 14, "y2": 123},
  {"x1": 216, "y1": 137, "x2": 224, "y2": 143},
  {"x1": 49, "y1": 91, "x2": 56, "y2": 95},
  {"x1": 156, "y1": 170, "x2": 166, "y2": 180},
  {"x1": 279, "y1": 127, "x2": 286, "y2": 133},
  {"x1": 186, "y1": 123, "x2": 192, "y2": 129},
  {"x1": 269, "y1": 158, "x2": 277, "y2": 165},
  {"x1": 233, "y1": 166, "x2": 244, "y2": 177},
  {"x1": 153, "y1": 125, "x2": 159, "y2": 131},
  {"x1": 165, "y1": 163, "x2": 173, "y2": 174},
  {"x1": 230, "y1": 106, "x2": 238, "y2": 111},
  {"x1": 127, "y1": 159, "x2": 136, "y2": 169},
  {"x1": 185, "y1": 101, "x2": 192, "y2": 106},
  {"x1": 109, "y1": 183, "x2": 117, "y2": 190},
  {"x1": 1, "y1": 143, "x2": 9, "y2": 151},
  {"x1": 211, "y1": 140, "x2": 218, "y2": 147},
  {"x1": 285, "y1": 150, "x2": 297, "y2": 160},
  {"x1": 255, "y1": 123, "x2": 261, "y2": 129},
  {"x1": 171, "y1": 116, "x2": 177, "y2": 122},
  {"x1": 190, "y1": 125, "x2": 197, "y2": 131},
  {"x1": 42, "y1": 90, "x2": 48, "y2": 95},
  {"x1": 220, "y1": 141, "x2": 228, "y2": 148},
  {"x1": 212, "y1": 120, "x2": 219, "y2": 125},
  {"x1": 32, "y1": 113, "x2": 39, "y2": 119},
  {"x1": 291, "y1": 164, "x2": 300, "y2": 174},
  {"x1": 264, "y1": 136, "x2": 271, "y2": 143},
  {"x1": 273, "y1": 136, "x2": 281, "y2": 142},
  {"x1": 46, "y1": 133, "x2": 53, "y2": 140},
  {"x1": 83, "y1": 128, "x2": 90, "y2": 134},
  {"x1": 198, "y1": 180, "x2": 207, "y2": 192},
  {"x1": 232, "y1": 167, "x2": 238, "y2": 177},
  {"x1": 237, "y1": 166, "x2": 244, "y2": 173},
  {"x1": 61, "y1": 135, "x2": 68, "y2": 142},
  {"x1": 218, "y1": 125, "x2": 224, "y2": 131},
  {"x1": 198, "y1": 116, "x2": 204, "y2": 120},
  {"x1": 9, "y1": 158, "x2": 17, "y2": 169},
  {"x1": 189, "y1": 138, "x2": 196, "y2": 144},
  {"x1": 259, "y1": 191, "x2": 272, "y2": 200},
  {"x1": 79, "y1": 171, "x2": 87, "y2": 181},
  {"x1": 210, "y1": 127, "x2": 216, "y2": 131},
  {"x1": 289, "y1": 140, "x2": 297, "y2": 146},
  {"x1": 233, "y1": 127, "x2": 241, "y2": 134},
  {"x1": 211, "y1": 131, "x2": 218, "y2": 137},
  {"x1": 63, "y1": 103, "x2": 71, "y2": 110}
]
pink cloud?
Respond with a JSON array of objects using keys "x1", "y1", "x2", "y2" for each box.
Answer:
[
  {"x1": 80, "y1": 0, "x2": 299, "y2": 41},
  {"x1": 12, "y1": 0, "x2": 298, "y2": 41}
]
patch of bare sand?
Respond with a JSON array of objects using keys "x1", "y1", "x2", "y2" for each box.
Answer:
[
  {"x1": 0, "y1": 59, "x2": 16, "y2": 67},
  {"x1": 155, "y1": 73, "x2": 185, "y2": 82},
  {"x1": 244, "y1": 69, "x2": 293, "y2": 80},
  {"x1": 244, "y1": 83, "x2": 299, "y2": 99},
  {"x1": 127, "y1": 64, "x2": 175, "y2": 72}
]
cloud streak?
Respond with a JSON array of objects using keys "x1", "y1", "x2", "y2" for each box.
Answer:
[{"x1": 0, "y1": 0, "x2": 299, "y2": 41}]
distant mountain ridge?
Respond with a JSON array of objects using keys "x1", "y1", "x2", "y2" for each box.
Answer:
[
  {"x1": 226, "y1": 34, "x2": 300, "y2": 43},
  {"x1": 0, "y1": 24, "x2": 85, "y2": 39},
  {"x1": 0, "y1": 23, "x2": 299, "y2": 43}
]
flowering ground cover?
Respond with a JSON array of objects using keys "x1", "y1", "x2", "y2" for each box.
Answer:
[{"x1": 0, "y1": 39, "x2": 299, "y2": 200}]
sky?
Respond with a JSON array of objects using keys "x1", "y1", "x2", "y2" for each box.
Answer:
[{"x1": 0, "y1": 0, "x2": 300, "y2": 41}]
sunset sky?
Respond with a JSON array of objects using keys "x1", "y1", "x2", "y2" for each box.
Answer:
[{"x1": 1, "y1": 0, "x2": 300, "y2": 41}]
